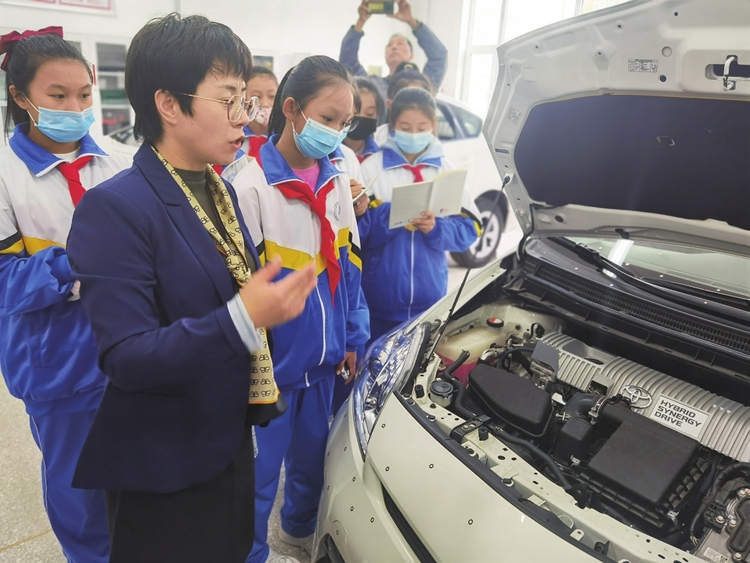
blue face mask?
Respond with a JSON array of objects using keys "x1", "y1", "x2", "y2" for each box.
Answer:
[
  {"x1": 393, "y1": 130, "x2": 434, "y2": 155},
  {"x1": 293, "y1": 106, "x2": 349, "y2": 160},
  {"x1": 27, "y1": 100, "x2": 95, "y2": 144}
]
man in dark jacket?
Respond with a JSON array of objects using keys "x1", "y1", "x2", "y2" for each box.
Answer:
[{"x1": 339, "y1": 0, "x2": 448, "y2": 101}]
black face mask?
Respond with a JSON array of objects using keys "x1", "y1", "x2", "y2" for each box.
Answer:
[{"x1": 346, "y1": 116, "x2": 378, "y2": 141}]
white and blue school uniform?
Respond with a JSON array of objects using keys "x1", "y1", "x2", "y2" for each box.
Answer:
[
  {"x1": 352, "y1": 135, "x2": 380, "y2": 163},
  {"x1": 359, "y1": 135, "x2": 481, "y2": 342},
  {"x1": 230, "y1": 135, "x2": 369, "y2": 563},
  {"x1": 0, "y1": 124, "x2": 129, "y2": 563},
  {"x1": 329, "y1": 143, "x2": 364, "y2": 184}
]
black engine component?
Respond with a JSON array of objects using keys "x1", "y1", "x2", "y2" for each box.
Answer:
[
  {"x1": 729, "y1": 499, "x2": 750, "y2": 554},
  {"x1": 587, "y1": 416, "x2": 699, "y2": 506},
  {"x1": 554, "y1": 416, "x2": 595, "y2": 462},
  {"x1": 579, "y1": 402, "x2": 709, "y2": 529},
  {"x1": 467, "y1": 364, "x2": 552, "y2": 437}
]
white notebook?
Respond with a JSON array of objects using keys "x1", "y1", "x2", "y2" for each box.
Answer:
[{"x1": 388, "y1": 169, "x2": 468, "y2": 229}]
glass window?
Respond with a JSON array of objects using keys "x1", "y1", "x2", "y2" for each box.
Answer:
[
  {"x1": 471, "y1": 0, "x2": 504, "y2": 45},
  {"x1": 452, "y1": 104, "x2": 484, "y2": 138},
  {"x1": 436, "y1": 104, "x2": 457, "y2": 141},
  {"x1": 503, "y1": 0, "x2": 577, "y2": 43},
  {"x1": 96, "y1": 43, "x2": 129, "y2": 135},
  {"x1": 466, "y1": 53, "x2": 496, "y2": 117}
]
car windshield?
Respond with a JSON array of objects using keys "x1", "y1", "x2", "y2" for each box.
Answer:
[{"x1": 567, "y1": 236, "x2": 750, "y2": 299}]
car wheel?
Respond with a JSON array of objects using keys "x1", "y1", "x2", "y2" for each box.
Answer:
[{"x1": 451, "y1": 193, "x2": 506, "y2": 268}]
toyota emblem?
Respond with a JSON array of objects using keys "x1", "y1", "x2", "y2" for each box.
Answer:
[{"x1": 621, "y1": 385, "x2": 652, "y2": 409}]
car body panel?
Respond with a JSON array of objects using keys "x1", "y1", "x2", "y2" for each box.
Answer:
[
  {"x1": 316, "y1": 394, "x2": 602, "y2": 563},
  {"x1": 484, "y1": 0, "x2": 750, "y2": 252}
]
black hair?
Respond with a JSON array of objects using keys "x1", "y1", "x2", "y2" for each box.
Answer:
[
  {"x1": 3, "y1": 33, "x2": 92, "y2": 136},
  {"x1": 268, "y1": 55, "x2": 354, "y2": 137},
  {"x1": 126, "y1": 13, "x2": 253, "y2": 144},
  {"x1": 388, "y1": 87, "x2": 437, "y2": 128},
  {"x1": 354, "y1": 76, "x2": 385, "y2": 121},
  {"x1": 386, "y1": 68, "x2": 434, "y2": 101},
  {"x1": 250, "y1": 65, "x2": 278, "y2": 83}
]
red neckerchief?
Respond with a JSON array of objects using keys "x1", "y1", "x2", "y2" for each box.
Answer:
[
  {"x1": 403, "y1": 163, "x2": 426, "y2": 182},
  {"x1": 256, "y1": 153, "x2": 341, "y2": 302},
  {"x1": 57, "y1": 155, "x2": 93, "y2": 207},
  {"x1": 247, "y1": 136, "x2": 268, "y2": 160}
]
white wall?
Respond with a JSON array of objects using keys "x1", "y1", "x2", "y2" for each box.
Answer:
[{"x1": 0, "y1": 0, "x2": 450, "y2": 85}]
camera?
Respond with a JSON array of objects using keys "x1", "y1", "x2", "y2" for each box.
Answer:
[{"x1": 367, "y1": 1, "x2": 396, "y2": 15}]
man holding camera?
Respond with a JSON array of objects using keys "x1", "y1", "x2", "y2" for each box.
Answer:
[{"x1": 339, "y1": 0, "x2": 448, "y2": 101}]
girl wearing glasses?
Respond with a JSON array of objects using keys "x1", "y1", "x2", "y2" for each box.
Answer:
[
  {"x1": 231, "y1": 55, "x2": 369, "y2": 563},
  {"x1": 0, "y1": 28, "x2": 129, "y2": 562}
]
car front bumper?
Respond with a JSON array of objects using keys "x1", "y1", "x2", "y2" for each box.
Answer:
[{"x1": 315, "y1": 390, "x2": 600, "y2": 562}]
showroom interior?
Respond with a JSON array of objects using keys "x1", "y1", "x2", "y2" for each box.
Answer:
[{"x1": 5, "y1": 0, "x2": 741, "y2": 562}]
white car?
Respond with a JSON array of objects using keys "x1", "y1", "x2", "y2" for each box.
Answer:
[{"x1": 315, "y1": 1, "x2": 750, "y2": 562}]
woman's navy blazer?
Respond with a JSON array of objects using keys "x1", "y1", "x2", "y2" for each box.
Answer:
[{"x1": 68, "y1": 144, "x2": 263, "y2": 493}]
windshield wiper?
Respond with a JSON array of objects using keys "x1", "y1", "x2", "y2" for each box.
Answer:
[
  {"x1": 550, "y1": 237, "x2": 750, "y2": 315},
  {"x1": 550, "y1": 237, "x2": 634, "y2": 278},
  {"x1": 641, "y1": 277, "x2": 750, "y2": 311}
]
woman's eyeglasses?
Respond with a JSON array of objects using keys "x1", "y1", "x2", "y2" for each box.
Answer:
[{"x1": 175, "y1": 93, "x2": 259, "y2": 123}]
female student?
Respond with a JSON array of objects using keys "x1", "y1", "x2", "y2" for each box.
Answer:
[
  {"x1": 245, "y1": 65, "x2": 278, "y2": 158},
  {"x1": 0, "y1": 28, "x2": 129, "y2": 563},
  {"x1": 359, "y1": 87, "x2": 481, "y2": 343},
  {"x1": 342, "y1": 76, "x2": 383, "y2": 163},
  {"x1": 221, "y1": 65, "x2": 279, "y2": 183},
  {"x1": 230, "y1": 55, "x2": 369, "y2": 563}
]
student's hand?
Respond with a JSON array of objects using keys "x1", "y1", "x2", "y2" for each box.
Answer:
[
  {"x1": 354, "y1": 0, "x2": 371, "y2": 32},
  {"x1": 390, "y1": 0, "x2": 419, "y2": 29},
  {"x1": 240, "y1": 257, "x2": 317, "y2": 329},
  {"x1": 410, "y1": 211, "x2": 436, "y2": 233},
  {"x1": 336, "y1": 351, "x2": 358, "y2": 384},
  {"x1": 350, "y1": 179, "x2": 368, "y2": 217}
]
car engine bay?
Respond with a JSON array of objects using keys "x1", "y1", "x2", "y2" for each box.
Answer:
[{"x1": 408, "y1": 247, "x2": 750, "y2": 563}]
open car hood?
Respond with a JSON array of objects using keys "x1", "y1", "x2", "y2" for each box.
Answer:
[{"x1": 485, "y1": 0, "x2": 750, "y2": 256}]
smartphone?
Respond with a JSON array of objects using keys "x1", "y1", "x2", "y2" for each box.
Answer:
[{"x1": 367, "y1": 1, "x2": 395, "y2": 15}]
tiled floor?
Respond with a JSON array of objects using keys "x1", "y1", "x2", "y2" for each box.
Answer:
[{"x1": 0, "y1": 221, "x2": 522, "y2": 562}]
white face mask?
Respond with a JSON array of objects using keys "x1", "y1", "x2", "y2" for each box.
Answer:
[{"x1": 255, "y1": 106, "x2": 271, "y2": 126}]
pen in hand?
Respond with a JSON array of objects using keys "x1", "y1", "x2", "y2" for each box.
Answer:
[{"x1": 352, "y1": 176, "x2": 377, "y2": 204}]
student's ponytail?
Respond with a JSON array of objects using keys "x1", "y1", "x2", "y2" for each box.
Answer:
[
  {"x1": 1, "y1": 29, "x2": 91, "y2": 137},
  {"x1": 268, "y1": 66, "x2": 294, "y2": 137},
  {"x1": 267, "y1": 55, "x2": 354, "y2": 138}
]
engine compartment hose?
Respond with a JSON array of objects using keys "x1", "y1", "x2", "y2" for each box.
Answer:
[
  {"x1": 494, "y1": 430, "x2": 573, "y2": 491},
  {"x1": 689, "y1": 462, "x2": 750, "y2": 539},
  {"x1": 445, "y1": 349, "x2": 471, "y2": 377},
  {"x1": 437, "y1": 349, "x2": 476, "y2": 420},
  {"x1": 496, "y1": 346, "x2": 536, "y2": 371}
]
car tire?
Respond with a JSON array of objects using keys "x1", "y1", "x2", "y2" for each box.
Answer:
[{"x1": 451, "y1": 193, "x2": 506, "y2": 268}]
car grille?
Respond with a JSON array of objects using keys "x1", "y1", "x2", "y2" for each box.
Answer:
[
  {"x1": 533, "y1": 264, "x2": 750, "y2": 355},
  {"x1": 382, "y1": 485, "x2": 437, "y2": 563}
]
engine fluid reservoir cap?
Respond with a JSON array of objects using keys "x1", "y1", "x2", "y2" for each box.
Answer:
[
  {"x1": 487, "y1": 317, "x2": 505, "y2": 328},
  {"x1": 429, "y1": 380, "x2": 454, "y2": 408}
]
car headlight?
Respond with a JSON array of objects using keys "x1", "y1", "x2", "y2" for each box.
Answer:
[{"x1": 352, "y1": 322, "x2": 426, "y2": 458}]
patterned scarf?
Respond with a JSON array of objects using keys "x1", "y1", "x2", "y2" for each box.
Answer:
[{"x1": 150, "y1": 145, "x2": 280, "y2": 406}]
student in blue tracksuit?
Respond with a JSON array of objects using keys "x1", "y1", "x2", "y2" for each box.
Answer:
[
  {"x1": 0, "y1": 28, "x2": 129, "y2": 563},
  {"x1": 230, "y1": 55, "x2": 369, "y2": 563},
  {"x1": 359, "y1": 87, "x2": 481, "y2": 343},
  {"x1": 342, "y1": 77, "x2": 383, "y2": 163}
]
